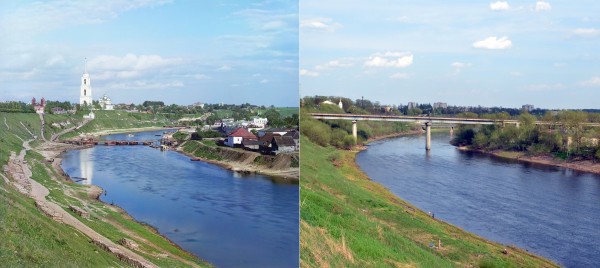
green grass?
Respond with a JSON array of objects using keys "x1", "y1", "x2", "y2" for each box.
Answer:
[
  {"x1": 275, "y1": 107, "x2": 299, "y2": 118},
  {"x1": 0, "y1": 179, "x2": 123, "y2": 267},
  {"x1": 182, "y1": 140, "x2": 224, "y2": 161},
  {"x1": 300, "y1": 136, "x2": 558, "y2": 268}
]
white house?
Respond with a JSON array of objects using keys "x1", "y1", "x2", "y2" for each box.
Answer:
[
  {"x1": 225, "y1": 127, "x2": 257, "y2": 147},
  {"x1": 251, "y1": 116, "x2": 268, "y2": 128}
]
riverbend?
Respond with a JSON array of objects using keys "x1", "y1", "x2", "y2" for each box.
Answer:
[{"x1": 357, "y1": 132, "x2": 600, "y2": 267}]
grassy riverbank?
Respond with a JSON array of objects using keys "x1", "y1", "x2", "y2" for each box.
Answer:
[
  {"x1": 300, "y1": 136, "x2": 558, "y2": 267},
  {"x1": 180, "y1": 140, "x2": 299, "y2": 181},
  {"x1": 0, "y1": 112, "x2": 208, "y2": 267}
]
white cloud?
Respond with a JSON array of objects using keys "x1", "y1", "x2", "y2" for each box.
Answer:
[
  {"x1": 509, "y1": 71, "x2": 522, "y2": 76},
  {"x1": 88, "y1": 54, "x2": 182, "y2": 71},
  {"x1": 572, "y1": 28, "x2": 599, "y2": 37},
  {"x1": 581, "y1": 76, "x2": 600, "y2": 87},
  {"x1": 81, "y1": 54, "x2": 182, "y2": 80},
  {"x1": 216, "y1": 65, "x2": 232, "y2": 71},
  {"x1": 389, "y1": 73, "x2": 409, "y2": 79},
  {"x1": 193, "y1": 74, "x2": 210, "y2": 80},
  {"x1": 523, "y1": 83, "x2": 564, "y2": 91},
  {"x1": 300, "y1": 69, "x2": 319, "y2": 77},
  {"x1": 472, "y1": 36, "x2": 512, "y2": 49},
  {"x1": 315, "y1": 59, "x2": 354, "y2": 70},
  {"x1": 490, "y1": 1, "x2": 510, "y2": 11},
  {"x1": 260, "y1": 79, "x2": 269, "y2": 84},
  {"x1": 106, "y1": 80, "x2": 184, "y2": 91},
  {"x1": 451, "y1": 62, "x2": 472, "y2": 68},
  {"x1": 0, "y1": 1, "x2": 171, "y2": 36},
  {"x1": 261, "y1": 20, "x2": 287, "y2": 31},
  {"x1": 45, "y1": 55, "x2": 65, "y2": 67},
  {"x1": 364, "y1": 52, "x2": 413, "y2": 68},
  {"x1": 300, "y1": 18, "x2": 342, "y2": 32},
  {"x1": 535, "y1": 1, "x2": 551, "y2": 11}
]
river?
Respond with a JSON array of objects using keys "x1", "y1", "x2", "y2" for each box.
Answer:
[
  {"x1": 356, "y1": 132, "x2": 600, "y2": 267},
  {"x1": 60, "y1": 130, "x2": 299, "y2": 268}
]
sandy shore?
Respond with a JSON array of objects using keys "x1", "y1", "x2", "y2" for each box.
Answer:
[
  {"x1": 457, "y1": 146, "x2": 600, "y2": 175},
  {"x1": 175, "y1": 147, "x2": 299, "y2": 183}
]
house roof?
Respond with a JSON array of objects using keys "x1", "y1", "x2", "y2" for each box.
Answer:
[
  {"x1": 283, "y1": 131, "x2": 299, "y2": 139},
  {"x1": 259, "y1": 133, "x2": 281, "y2": 142},
  {"x1": 273, "y1": 136, "x2": 296, "y2": 147},
  {"x1": 261, "y1": 127, "x2": 289, "y2": 132},
  {"x1": 227, "y1": 127, "x2": 257, "y2": 140},
  {"x1": 242, "y1": 140, "x2": 262, "y2": 146}
]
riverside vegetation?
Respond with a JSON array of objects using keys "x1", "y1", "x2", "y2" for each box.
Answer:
[
  {"x1": 452, "y1": 110, "x2": 600, "y2": 163},
  {"x1": 0, "y1": 111, "x2": 208, "y2": 267},
  {"x1": 300, "y1": 96, "x2": 557, "y2": 267}
]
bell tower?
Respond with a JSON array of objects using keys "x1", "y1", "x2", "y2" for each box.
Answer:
[{"x1": 79, "y1": 58, "x2": 93, "y2": 107}]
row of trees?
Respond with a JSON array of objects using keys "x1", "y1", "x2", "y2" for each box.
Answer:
[{"x1": 452, "y1": 111, "x2": 600, "y2": 160}]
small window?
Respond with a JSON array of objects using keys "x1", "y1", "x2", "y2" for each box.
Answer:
[
  {"x1": 84, "y1": 89, "x2": 86, "y2": 96},
  {"x1": 84, "y1": 79, "x2": 86, "y2": 85}
]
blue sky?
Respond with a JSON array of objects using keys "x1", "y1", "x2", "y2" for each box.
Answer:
[
  {"x1": 0, "y1": 0, "x2": 298, "y2": 106},
  {"x1": 300, "y1": 0, "x2": 600, "y2": 109}
]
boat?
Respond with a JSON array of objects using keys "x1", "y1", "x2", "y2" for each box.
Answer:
[
  {"x1": 190, "y1": 158, "x2": 202, "y2": 161},
  {"x1": 127, "y1": 134, "x2": 135, "y2": 137}
]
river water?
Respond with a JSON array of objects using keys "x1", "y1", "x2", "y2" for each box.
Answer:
[
  {"x1": 61, "y1": 130, "x2": 299, "y2": 268},
  {"x1": 356, "y1": 132, "x2": 600, "y2": 267}
]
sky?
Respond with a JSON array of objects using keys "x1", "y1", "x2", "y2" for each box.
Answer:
[
  {"x1": 300, "y1": 0, "x2": 600, "y2": 109},
  {"x1": 0, "y1": 0, "x2": 298, "y2": 106}
]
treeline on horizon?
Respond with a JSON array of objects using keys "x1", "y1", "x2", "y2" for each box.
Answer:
[
  {"x1": 301, "y1": 96, "x2": 418, "y2": 148},
  {"x1": 301, "y1": 95, "x2": 600, "y2": 119},
  {"x1": 0, "y1": 99, "x2": 298, "y2": 127},
  {"x1": 452, "y1": 110, "x2": 600, "y2": 161}
]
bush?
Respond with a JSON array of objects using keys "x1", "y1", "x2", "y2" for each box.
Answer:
[
  {"x1": 193, "y1": 130, "x2": 222, "y2": 140},
  {"x1": 300, "y1": 117, "x2": 331, "y2": 147}
]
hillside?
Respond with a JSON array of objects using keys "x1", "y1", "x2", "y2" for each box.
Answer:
[
  {"x1": 58, "y1": 110, "x2": 171, "y2": 140},
  {"x1": 0, "y1": 112, "x2": 208, "y2": 267},
  {"x1": 300, "y1": 136, "x2": 557, "y2": 267}
]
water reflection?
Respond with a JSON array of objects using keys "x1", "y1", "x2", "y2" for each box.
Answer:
[{"x1": 79, "y1": 147, "x2": 93, "y2": 185}]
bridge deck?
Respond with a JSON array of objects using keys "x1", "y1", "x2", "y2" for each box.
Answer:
[{"x1": 309, "y1": 113, "x2": 600, "y2": 127}]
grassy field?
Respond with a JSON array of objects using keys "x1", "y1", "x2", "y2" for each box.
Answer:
[
  {"x1": 300, "y1": 136, "x2": 558, "y2": 267},
  {"x1": 0, "y1": 112, "x2": 208, "y2": 267},
  {"x1": 276, "y1": 107, "x2": 299, "y2": 118}
]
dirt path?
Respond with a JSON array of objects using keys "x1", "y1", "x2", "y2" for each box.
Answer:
[
  {"x1": 51, "y1": 118, "x2": 91, "y2": 141},
  {"x1": 8, "y1": 139, "x2": 157, "y2": 268},
  {"x1": 3, "y1": 116, "x2": 9, "y2": 130}
]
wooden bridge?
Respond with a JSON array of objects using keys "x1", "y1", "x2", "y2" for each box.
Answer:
[{"x1": 63, "y1": 139, "x2": 156, "y2": 146}]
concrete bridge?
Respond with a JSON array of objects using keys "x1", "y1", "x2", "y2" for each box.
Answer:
[{"x1": 309, "y1": 113, "x2": 600, "y2": 150}]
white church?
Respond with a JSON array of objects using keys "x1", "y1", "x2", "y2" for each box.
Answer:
[
  {"x1": 78, "y1": 59, "x2": 113, "y2": 119},
  {"x1": 79, "y1": 65, "x2": 92, "y2": 107}
]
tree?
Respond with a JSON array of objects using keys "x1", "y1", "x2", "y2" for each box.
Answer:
[{"x1": 263, "y1": 109, "x2": 283, "y2": 127}]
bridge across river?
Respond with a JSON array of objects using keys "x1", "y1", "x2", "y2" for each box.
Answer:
[{"x1": 309, "y1": 113, "x2": 600, "y2": 150}]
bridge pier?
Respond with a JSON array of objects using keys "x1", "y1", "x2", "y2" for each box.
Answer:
[
  {"x1": 352, "y1": 120, "x2": 357, "y2": 143},
  {"x1": 425, "y1": 122, "x2": 431, "y2": 151}
]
